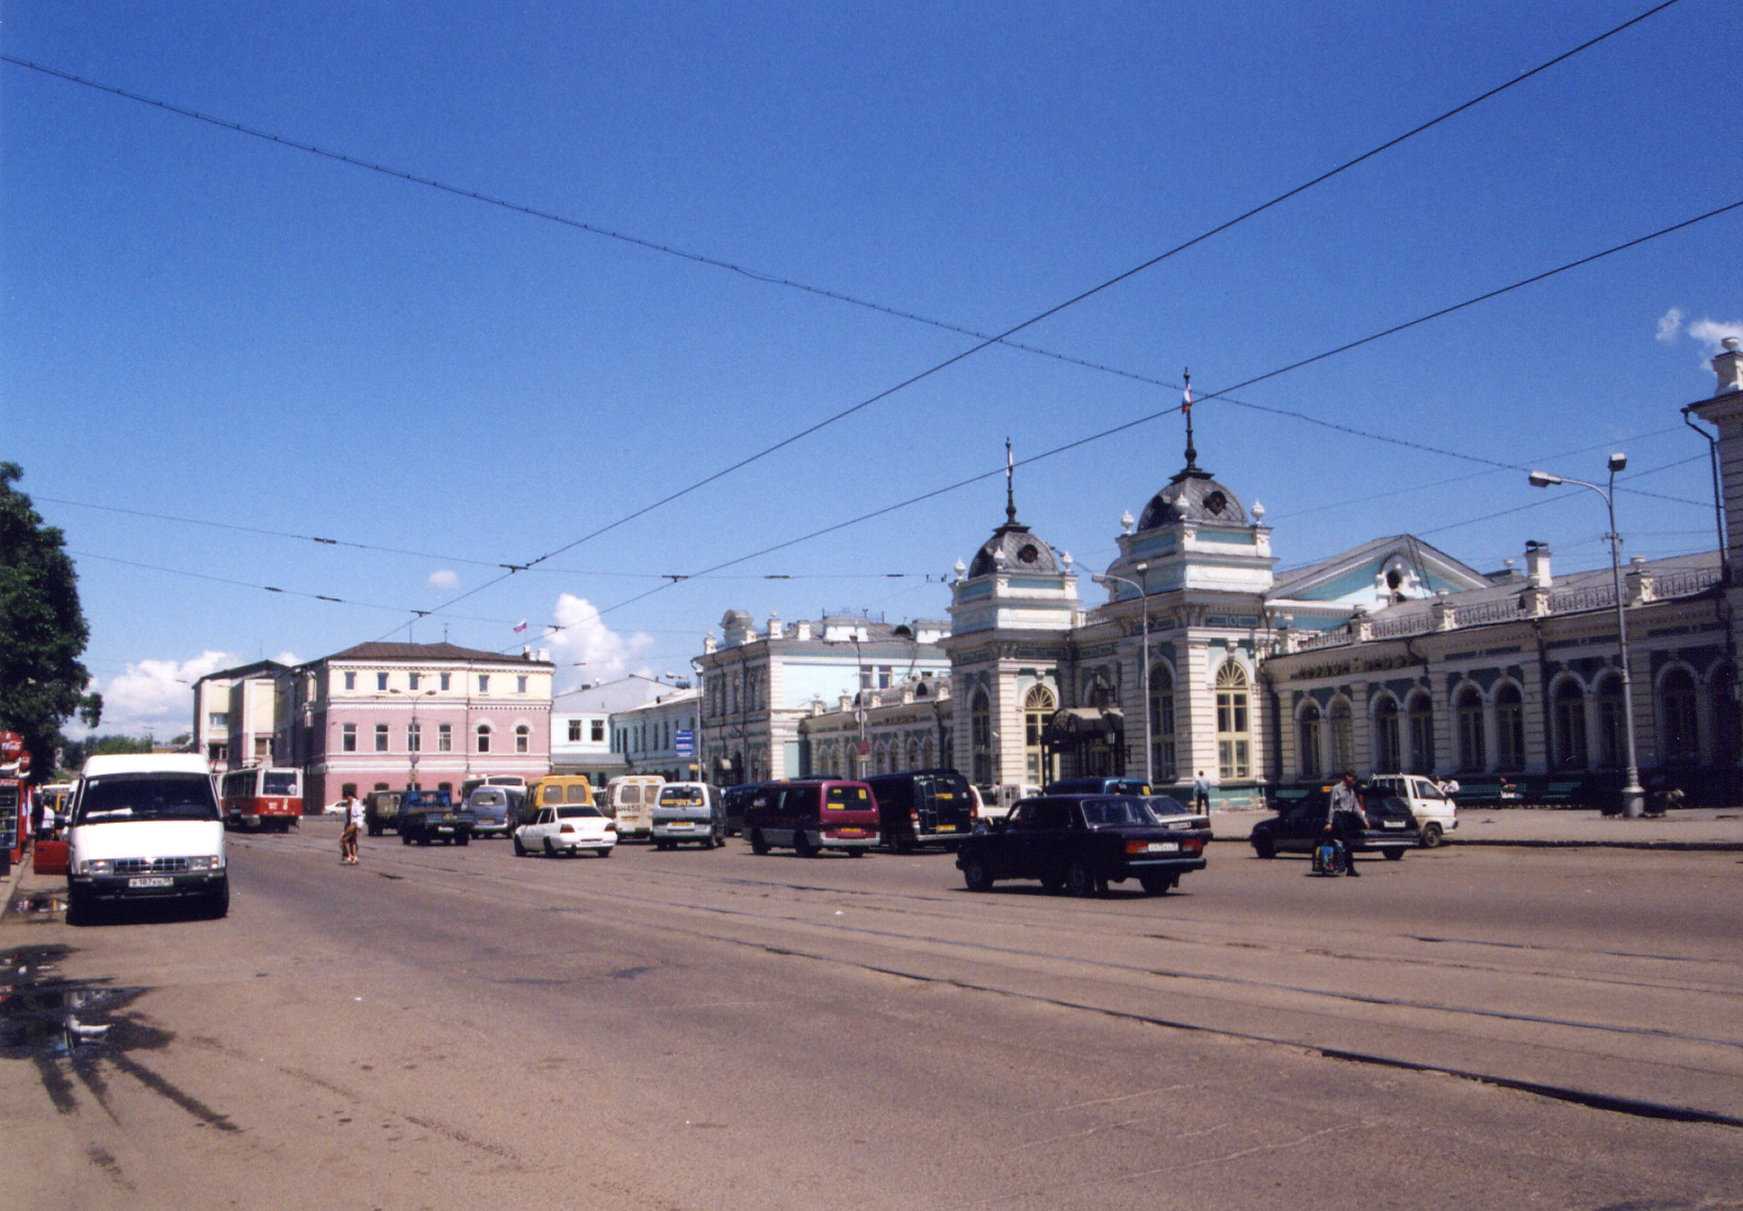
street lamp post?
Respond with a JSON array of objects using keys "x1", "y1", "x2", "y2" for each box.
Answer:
[
  {"x1": 390, "y1": 687, "x2": 438, "y2": 789},
  {"x1": 1092, "y1": 562, "x2": 1152, "y2": 786},
  {"x1": 1528, "y1": 455, "x2": 1645, "y2": 818}
]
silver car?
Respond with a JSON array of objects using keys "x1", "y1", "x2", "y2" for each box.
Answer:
[{"x1": 651, "y1": 782, "x2": 726, "y2": 850}]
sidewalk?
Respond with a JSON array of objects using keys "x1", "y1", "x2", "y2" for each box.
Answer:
[
  {"x1": 1, "y1": 845, "x2": 64, "y2": 922},
  {"x1": 1207, "y1": 806, "x2": 1743, "y2": 851}
]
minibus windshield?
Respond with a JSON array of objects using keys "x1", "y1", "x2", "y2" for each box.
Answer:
[{"x1": 76, "y1": 773, "x2": 219, "y2": 824}]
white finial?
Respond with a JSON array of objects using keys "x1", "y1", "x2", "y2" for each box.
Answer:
[
  {"x1": 953, "y1": 558, "x2": 967, "y2": 581},
  {"x1": 1120, "y1": 510, "x2": 1135, "y2": 535},
  {"x1": 993, "y1": 546, "x2": 1008, "y2": 568},
  {"x1": 1060, "y1": 550, "x2": 1073, "y2": 570},
  {"x1": 1251, "y1": 499, "x2": 1265, "y2": 522}
]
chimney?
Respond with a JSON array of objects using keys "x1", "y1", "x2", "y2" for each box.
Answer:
[
  {"x1": 767, "y1": 614, "x2": 782, "y2": 640},
  {"x1": 1715, "y1": 337, "x2": 1743, "y2": 395},
  {"x1": 796, "y1": 621, "x2": 812, "y2": 641},
  {"x1": 703, "y1": 635, "x2": 717, "y2": 655},
  {"x1": 1524, "y1": 540, "x2": 1552, "y2": 588}
]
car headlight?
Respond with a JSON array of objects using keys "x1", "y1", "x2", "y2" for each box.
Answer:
[{"x1": 80, "y1": 858, "x2": 113, "y2": 876}]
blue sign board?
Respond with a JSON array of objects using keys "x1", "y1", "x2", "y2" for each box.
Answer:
[{"x1": 674, "y1": 729, "x2": 695, "y2": 756}]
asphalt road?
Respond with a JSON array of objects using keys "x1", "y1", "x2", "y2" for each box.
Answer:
[{"x1": 4, "y1": 820, "x2": 1740, "y2": 1210}]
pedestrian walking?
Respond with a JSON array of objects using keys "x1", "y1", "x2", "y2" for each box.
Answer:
[
  {"x1": 339, "y1": 791, "x2": 364, "y2": 865},
  {"x1": 37, "y1": 794, "x2": 56, "y2": 840},
  {"x1": 1323, "y1": 770, "x2": 1368, "y2": 877},
  {"x1": 1193, "y1": 770, "x2": 1211, "y2": 813}
]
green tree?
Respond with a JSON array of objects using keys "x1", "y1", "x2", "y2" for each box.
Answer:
[{"x1": 1, "y1": 462, "x2": 101, "y2": 780}]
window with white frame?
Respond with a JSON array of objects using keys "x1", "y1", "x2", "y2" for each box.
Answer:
[
  {"x1": 515, "y1": 724, "x2": 530, "y2": 754},
  {"x1": 568, "y1": 720, "x2": 582, "y2": 742},
  {"x1": 517, "y1": 675, "x2": 528, "y2": 694},
  {"x1": 377, "y1": 672, "x2": 388, "y2": 691},
  {"x1": 440, "y1": 672, "x2": 451, "y2": 691},
  {"x1": 478, "y1": 674, "x2": 490, "y2": 693},
  {"x1": 1215, "y1": 662, "x2": 1252, "y2": 779},
  {"x1": 407, "y1": 721, "x2": 421, "y2": 752},
  {"x1": 344, "y1": 671, "x2": 356, "y2": 690},
  {"x1": 591, "y1": 720, "x2": 604, "y2": 742},
  {"x1": 208, "y1": 712, "x2": 228, "y2": 728},
  {"x1": 374, "y1": 723, "x2": 389, "y2": 753},
  {"x1": 437, "y1": 723, "x2": 452, "y2": 752},
  {"x1": 476, "y1": 723, "x2": 492, "y2": 754},
  {"x1": 409, "y1": 673, "x2": 421, "y2": 690},
  {"x1": 342, "y1": 723, "x2": 357, "y2": 752}
]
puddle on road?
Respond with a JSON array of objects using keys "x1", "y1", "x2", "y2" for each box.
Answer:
[
  {"x1": 1, "y1": 943, "x2": 235, "y2": 1131},
  {"x1": 8, "y1": 891, "x2": 67, "y2": 918}
]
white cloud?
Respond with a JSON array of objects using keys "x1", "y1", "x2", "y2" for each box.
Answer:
[
  {"x1": 1688, "y1": 317, "x2": 1743, "y2": 350},
  {"x1": 273, "y1": 650, "x2": 301, "y2": 667},
  {"x1": 93, "y1": 649, "x2": 235, "y2": 737},
  {"x1": 427, "y1": 568, "x2": 460, "y2": 591},
  {"x1": 544, "y1": 594, "x2": 655, "y2": 688},
  {"x1": 1654, "y1": 306, "x2": 1683, "y2": 344}
]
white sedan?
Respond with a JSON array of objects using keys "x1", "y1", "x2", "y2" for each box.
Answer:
[{"x1": 514, "y1": 805, "x2": 616, "y2": 858}]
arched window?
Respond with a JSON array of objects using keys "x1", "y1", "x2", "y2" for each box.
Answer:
[
  {"x1": 906, "y1": 735, "x2": 921, "y2": 770},
  {"x1": 515, "y1": 724, "x2": 530, "y2": 754},
  {"x1": 1455, "y1": 685, "x2": 1485, "y2": 772},
  {"x1": 1553, "y1": 678, "x2": 1588, "y2": 769},
  {"x1": 1024, "y1": 684, "x2": 1056, "y2": 786},
  {"x1": 1595, "y1": 672, "x2": 1625, "y2": 768},
  {"x1": 1406, "y1": 691, "x2": 1434, "y2": 772},
  {"x1": 1661, "y1": 667, "x2": 1700, "y2": 765},
  {"x1": 1149, "y1": 665, "x2": 1176, "y2": 783},
  {"x1": 971, "y1": 689, "x2": 993, "y2": 786},
  {"x1": 476, "y1": 722, "x2": 493, "y2": 754},
  {"x1": 921, "y1": 733, "x2": 936, "y2": 768},
  {"x1": 1495, "y1": 683, "x2": 1525, "y2": 771},
  {"x1": 1328, "y1": 697, "x2": 1353, "y2": 773},
  {"x1": 1298, "y1": 701, "x2": 1322, "y2": 779},
  {"x1": 1215, "y1": 663, "x2": 1251, "y2": 780},
  {"x1": 1373, "y1": 695, "x2": 1401, "y2": 772}
]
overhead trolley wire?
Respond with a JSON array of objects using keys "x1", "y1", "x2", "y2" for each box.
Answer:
[
  {"x1": 562, "y1": 202, "x2": 1741, "y2": 628},
  {"x1": 6, "y1": 1, "x2": 1685, "y2": 639}
]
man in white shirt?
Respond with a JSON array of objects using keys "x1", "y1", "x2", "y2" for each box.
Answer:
[{"x1": 1324, "y1": 770, "x2": 1368, "y2": 877}]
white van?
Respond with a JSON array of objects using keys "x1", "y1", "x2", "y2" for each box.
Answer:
[
  {"x1": 1367, "y1": 774, "x2": 1458, "y2": 848},
  {"x1": 604, "y1": 775, "x2": 666, "y2": 840},
  {"x1": 974, "y1": 783, "x2": 1045, "y2": 826},
  {"x1": 66, "y1": 753, "x2": 228, "y2": 922}
]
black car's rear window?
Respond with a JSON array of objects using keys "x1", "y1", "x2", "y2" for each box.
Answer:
[
  {"x1": 75, "y1": 773, "x2": 218, "y2": 824},
  {"x1": 1078, "y1": 798, "x2": 1159, "y2": 826}
]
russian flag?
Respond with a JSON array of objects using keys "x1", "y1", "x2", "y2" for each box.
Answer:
[{"x1": 512, "y1": 619, "x2": 528, "y2": 633}]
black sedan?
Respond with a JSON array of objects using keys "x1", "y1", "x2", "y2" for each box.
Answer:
[
  {"x1": 1249, "y1": 791, "x2": 1420, "y2": 861},
  {"x1": 954, "y1": 794, "x2": 1209, "y2": 897}
]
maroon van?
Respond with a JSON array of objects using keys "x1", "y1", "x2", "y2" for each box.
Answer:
[{"x1": 744, "y1": 779, "x2": 880, "y2": 856}]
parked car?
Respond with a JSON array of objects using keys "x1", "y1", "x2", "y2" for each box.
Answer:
[
  {"x1": 954, "y1": 794, "x2": 1209, "y2": 897},
  {"x1": 515, "y1": 804, "x2": 615, "y2": 858},
  {"x1": 651, "y1": 782, "x2": 726, "y2": 849},
  {"x1": 865, "y1": 769, "x2": 976, "y2": 852},
  {"x1": 364, "y1": 790, "x2": 403, "y2": 836},
  {"x1": 396, "y1": 790, "x2": 476, "y2": 846},
  {"x1": 744, "y1": 780, "x2": 880, "y2": 857},
  {"x1": 464, "y1": 786, "x2": 515, "y2": 838},
  {"x1": 1248, "y1": 789, "x2": 1420, "y2": 861},
  {"x1": 64, "y1": 753, "x2": 229, "y2": 923},
  {"x1": 1044, "y1": 776, "x2": 1153, "y2": 796},
  {"x1": 720, "y1": 783, "x2": 760, "y2": 837},
  {"x1": 1366, "y1": 774, "x2": 1458, "y2": 847}
]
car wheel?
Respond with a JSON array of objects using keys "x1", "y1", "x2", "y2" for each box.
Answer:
[
  {"x1": 596, "y1": 847, "x2": 612, "y2": 858},
  {"x1": 367, "y1": 823, "x2": 381, "y2": 837},
  {"x1": 750, "y1": 829, "x2": 770, "y2": 855},
  {"x1": 846, "y1": 848, "x2": 864, "y2": 858},
  {"x1": 66, "y1": 886, "x2": 90, "y2": 926},
  {"x1": 1138, "y1": 873, "x2": 1174, "y2": 896},
  {"x1": 401, "y1": 832, "x2": 412, "y2": 846},
  {"x1": 1066, "y1": 861, "x2": 1099, "y2": 898},
  {"x1": 1384, "y1": 848, "x2": 1405, "y2": 861},
  {"x1": 793, "y1": 829, "x2": 816, "y2": 858},
  {"x1": 205, "y1": 883, "x2": 231, "y2": 919},
  {"x1": 1420, "y1": 822, "x2": 1443, "y2": 849},
  {"x1": 513, "y1": 836, "x2": 526, "y2": 856},
  {"x1": 456, "y1": 833, "x2": 470, "y2": 847},
  {"x1": 1253, "y1": 835, "x2": 1276, "y2": 859},
  {"x1": 893, "y1": 831, "x2": 915, "y2": 855},
  {"x1": 1039, "y1": 873, "x2": 1066, "y2": 894},
  {"x1": 544, "y1": 839, "x2": 557, "y2": 858},
  {"x1": 961, "y1": 854, "x2": 992, "y2": 892}
]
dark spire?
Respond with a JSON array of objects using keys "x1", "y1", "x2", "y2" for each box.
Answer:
[
  {"x1": 1005, "y1": 436, "x2": 1018, "y2": 525},
  {"x1": 1171, "y1": 366, "x2": 1212, "y2": 483}
]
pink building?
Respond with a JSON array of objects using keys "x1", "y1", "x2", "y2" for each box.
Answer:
[{"x1": 291, "y1": 642, "x2": 555, "y2": 805}]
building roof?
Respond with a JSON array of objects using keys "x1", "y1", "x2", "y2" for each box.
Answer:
[
  {"x1": 195, "y1": 658, "x2": 289, "y2": 684},
  {"x1": 1137, "y1": 467, "x2": 1250, "y2": 530},
  {"x1": 320, "y1": 641, "x2": 553, "y2": 666},
  {"x1": 612, "y1": 687, "x2": 701, "y2": 717},
  {"x1": 554, "y1": 675, "x2": 683, "y2": 713},
  {"x1": 1268, "y1": 534, "x2": 1488, "y2": 602}
]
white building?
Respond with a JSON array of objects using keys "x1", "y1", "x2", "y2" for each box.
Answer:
[
  {"x1": 551, "y1": 675, "x2": 682, "y2": 782},
  {"x1": 611, "y1": 686, "x2": 703, "y2": 781},
  {"x1": 191, "y1": 659, "x2": 289, "y2": 770}
]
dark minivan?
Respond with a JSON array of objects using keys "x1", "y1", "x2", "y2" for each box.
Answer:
[
  {"x1": 720, "y1": 783, "x2": 762, "y2": 837},
  {"x1": 865, "y1": 769, "x2": 976, "y2": 852},
  {"x1": 744, "y1": 779, "x2": 880, "y2": 857}
]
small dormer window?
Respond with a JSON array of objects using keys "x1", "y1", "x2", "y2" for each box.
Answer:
[
  {"x1": 1018, "y1": 543, "x2": 1040, "y2": 564},
  {"x1": 1385, "y1": 567, "x2": 1404, "y2": 591},
  {"x1": 1204, "y1": 490, "x2": 1227, "y2": 516}
]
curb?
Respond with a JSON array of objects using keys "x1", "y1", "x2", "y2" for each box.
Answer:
[
  {"x1": 1, "y1": 846, "x2": 29, "y2": 910},
  {"x1": 1203, "y1": 832, "x2": 1743, "y2": 853}
]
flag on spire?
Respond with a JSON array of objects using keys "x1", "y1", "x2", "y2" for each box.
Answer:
[
  {"x1": 1180, "y1": 375, "x2": 1193, "y2": 413},
  {"x1": 512, "y1": 619, "x2": 528, "y2": 633}
]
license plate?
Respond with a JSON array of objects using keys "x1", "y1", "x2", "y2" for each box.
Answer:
[
  {"x1": 935, "y1": 824, "x2": 957, "y2": 832},
  {"x1": 668, "y1": 822, "x2": 692, "y2": 829},
  {"x1": 129, "y1": 876, "x2": 174, "y2": 889},
  {"x1": 1146, "y1": 841, "x2": 1180, "y2": 853},
  {"x1": 1383, "y1": 821, "x2": 1406, "y2": 829},
  {"x1": 835, "y1": 829, "x2": 865, "y2": 838},
  {"x1": 436, "y1": 825, "x2": 453, "y2": 833}
]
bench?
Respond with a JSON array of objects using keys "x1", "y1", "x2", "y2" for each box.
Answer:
[{"x1": 1535, "y1": 780, "x2": 1585, "y2": 807}]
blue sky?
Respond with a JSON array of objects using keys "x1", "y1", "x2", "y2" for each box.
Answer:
[{"x1": 4, "y1": 0, "x2": 1739, "y2": 735}]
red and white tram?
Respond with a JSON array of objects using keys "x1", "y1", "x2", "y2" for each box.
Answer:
[{"x1": 218, "y1": 765, "x2": 303, "y2": 831}]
